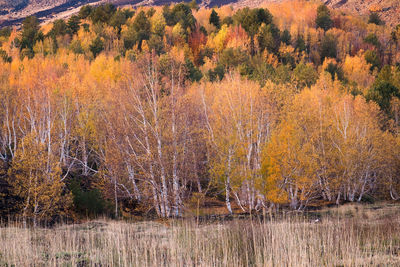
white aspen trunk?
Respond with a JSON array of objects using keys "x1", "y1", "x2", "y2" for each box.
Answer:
[
  {"x1": 325, "y1": 183, "x2": 332, "y2": 202},
  {"x1": 152, "y1": 186, "x2": 161, "y2": 216},
  {"x1": 349, "y1": 186, "x2": 355, "y2": 202},
  {"x1": 46, "y1": 98, "x2": 52, "y2": 174},
  {"x1": 225, "y1": 149, "x2": 233, "y2": 214},
  {"x1": 147, "y1": 57, "x2": 169, "y2": 217},
  {"x1": 144, "y1": 119, "x2": 161, "y2": 216},
  {"x1": 157, "y1": 136, "x2": 169, "y2": 217},
  {"x1": 245, "y1": 180, "x2": 253, "y2": 211},
  {"x1": 172, "y1": 168, "x2": 179, "y2": 216},
  {"x1": 233, "y1": 191, "x2": 246, "y2": 212},
  {"x1": 193, "y1": 151, "x2": 202, "y2": 193},
  {"x1": 246, "y1": 142, "x2": 253, "y2": 211},
  {"x1": 114, "y1": 178, "x2": 118, "y2": 218},
  {"x1": 171, "y1": 80, "x2": 180, "y2": 217},
  {"x1": 336, "y1": 190, "x2": 341, "y2": 205},
  {"x1": 390, "y1": 185, "x2": 400, "y2": 200},
  {"x1": 60, "y1": 100, "x2": 69, "y2": 165},
  {"x1": 289, "y1": 185, "x2": 298, "y2": 209},
  {"x1": 33, "y1": 174, "x2": 38, "y2": 228},
  {"x1": 357, "y1": 171, "x2": 369, "y2": 202},
  {"x1": 127, "y1": 164, "x2": 141, "y2": 201},
  {"x1": 82, "y1": 136, "x2": 88, "y2": 176},
  {"x1": 138, "y1": 96, "x2": 161, "y2": 216},
  {"x1": 152, "y1": 99, "x2": 169, "y2": 217},
  {"x1": 225, "y1": 178, "x2": 232, "y2": 215}
]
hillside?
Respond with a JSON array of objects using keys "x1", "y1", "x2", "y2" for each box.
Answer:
[
  {"x1": 0, "y1": 0, "x2": 399, "y2": 28},
  {"x1": 0, "y1": 0, "x2": 28, "y2": 12},
  {"x1": 0, "y1": 0, "x2": 67, "y2": 14},
  {"x1": 0, "y1": 1, "x2": 92, "y2": 26},
  {"x1": 325, "y1": 0, "x2": 400, "y2": 27}
]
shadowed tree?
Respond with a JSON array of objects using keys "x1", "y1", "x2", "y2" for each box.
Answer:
[
  {"x1": 315, "y1": 4, "x2": 332, "y2": 31},
  {"x1": 20, "y1": 16, "x2": 43, "y2": 53},
  {"x1": 320, "y1": 34, "x2": 337, "y2": 61},
  {"x1": 132, "y1": 11, "x2": 151, "y2": 51},
  {"x1": 368, "y1": 12, "x2": 384, "y2": 25},
  {"x1": 234, "y1": 8, "x2": 273, "y2": 55},
  {"x1": 89, "y1": 36, "x2": 104, "y2": 58},
  {"x1": 67, "y1": 15, "x2": 81, "y2": 35},
  {"x1": 209, "y1": 9, "x2": 221, "y2": 29}
]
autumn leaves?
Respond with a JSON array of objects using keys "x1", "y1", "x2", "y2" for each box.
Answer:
[
  {"x1": 0, "y1": 53, "x2": 399, "y2": 220},
  {"x1": 1, "y1": 1, "x2": 400, "y2": 221},
  {"x1": 264, "y1": 76, "x2": 394, "y2": 209}
]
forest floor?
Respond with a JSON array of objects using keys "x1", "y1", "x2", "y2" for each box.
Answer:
[{"x1": 1, "y1": 202, "x2": 400, "y2": 266}]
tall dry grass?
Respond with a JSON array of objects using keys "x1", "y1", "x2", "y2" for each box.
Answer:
[{"x1": 1, "y1": 207, "x2": 400, "y2": 266}]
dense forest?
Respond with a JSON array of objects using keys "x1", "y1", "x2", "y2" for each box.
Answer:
[{"x1": 1, "y1": 0, "x2": 400, "y2": 224}]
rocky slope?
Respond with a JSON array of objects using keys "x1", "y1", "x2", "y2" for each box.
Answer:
[
  {"x1": 0, "y1": 0, "x2": 66, "y2": 13},
  {"x1": 0, "y1": 0, "x2": 399, "y2": 28},
  {"x1": 325, "y1": 0, "x2": 400, "y2": 27},
  {"x1": 0, "y1": 0, "x2": 94, "y2": 27},
  {"x1": 0, "y1": 0, "x2": 28, "y2": 11}
]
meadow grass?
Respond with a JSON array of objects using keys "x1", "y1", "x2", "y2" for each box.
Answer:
[{"x1": 1, "y1": 203, "x2": 400, "y2": 266}]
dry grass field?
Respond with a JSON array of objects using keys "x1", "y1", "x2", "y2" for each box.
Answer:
[{"x1": 1, "y1": 203, "x2": 400, "y2": 266}]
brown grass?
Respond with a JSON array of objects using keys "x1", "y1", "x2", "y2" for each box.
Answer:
[{"x1": 1, "y1": 204, "x2": 400, "y2": 266}]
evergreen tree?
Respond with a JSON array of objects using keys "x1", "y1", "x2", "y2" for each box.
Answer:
[
  {"x1": 234, "y1": 8, "x2": 273, "y2": 55},
  {"x1": 281, "y1": 29, "x2": 291, "y2": 45},
  {"x1": 315, "y1": 4, "x2": 333, "y2": 31},
  {"x1": 365, "y1": 50, "x2": 381, "y2": 71},
  {"x1": 209, "y1": 9, "x2": 221, "y2": 29},
  {"x1": 67, "y1": 15, "x2": 81, "y2": 35},
  {"x1": 89, "y1": 36, "x2": 104, "y2": 58},
  {"x1": 132, "y1": 11, "x2": 151, "y2": 51},
  {"x1": 20, "y1": 16, "x2": 42, "y2": 52},
  {"x1": 79, "y1": 5, "x2": 93, "y2": 19},
  {"x1": 49, "y1": 19, "x2": 68, "y2": 38},
  {"x1": 295, "y1": 34, "x2": 306, "y2": 52},
  {"x1": 320, "y1": 33, "x2": 337, "y2": 60}
]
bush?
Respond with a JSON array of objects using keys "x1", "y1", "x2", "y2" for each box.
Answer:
[
  {"x1": 89, "y1": 36, "x2": 104, "y2": 58},
  {"x1": 79, "y1": 5, "x2": 93, "y2": 19},
  {"x1": 320, "y1": 34, "x2": 337, "y2": 60},
  {"x1": 89, "y1": 4, "x2": 116, "y2": 24},
  {"x1": 185, "y1": 59, "x2": 203, "y2": 82},
  {"x1": 293, "y1": 62, "x2": 318, "y2": 88},
  {"x1": 368, "y1": 12, "x2": 384, "y2": 25},
  {"x1": 0, "y1": 27, "x2": 11, "y2": 38},
  {"x1": 69, "y1": 179, "x2": 110, "y2": 217},
  {"x1": 0, "y1": 49, "x2": 12, "y2": 63},
  {"x1": 207, "y1": 64, "x2": 225, "y2": 82},
  {"x1": 365, "y1": 50, "x2": 381, "y2": 71},
  {"x1": 364, "y1": 33, "x2": 381, "y2": 48},
  {"x1": 325, "y1": 62, "x2": 344, "y2": 81},
  {"x1": 219, "y1": 48, "x2": 249, "y2": 70}
]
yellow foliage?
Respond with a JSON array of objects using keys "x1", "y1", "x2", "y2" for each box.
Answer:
[
  {"x1": 369, "y1": 4, "x2": 383, "y2": 12},
  {"x1": 199, "y1": 74, "x2": 274, "y2": 208},
  {"x1": 266, "y1": 0, "x2": 318, "y2": 31},
  {"x1": 8, "y1": 133, "x2": 71, "y2": 223},
  {"x1": 263, "y1": 77, "x2": 389, "y2": 207},
  {"x1": 343, "y1": 53, "x2": 375, "y2": 93},
  {"x1": 207, "y1": 24, "x2": 229, "y2": 53},
  {"x1": 89, "y1": 54, "x2": 122, "y2": 83}
]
